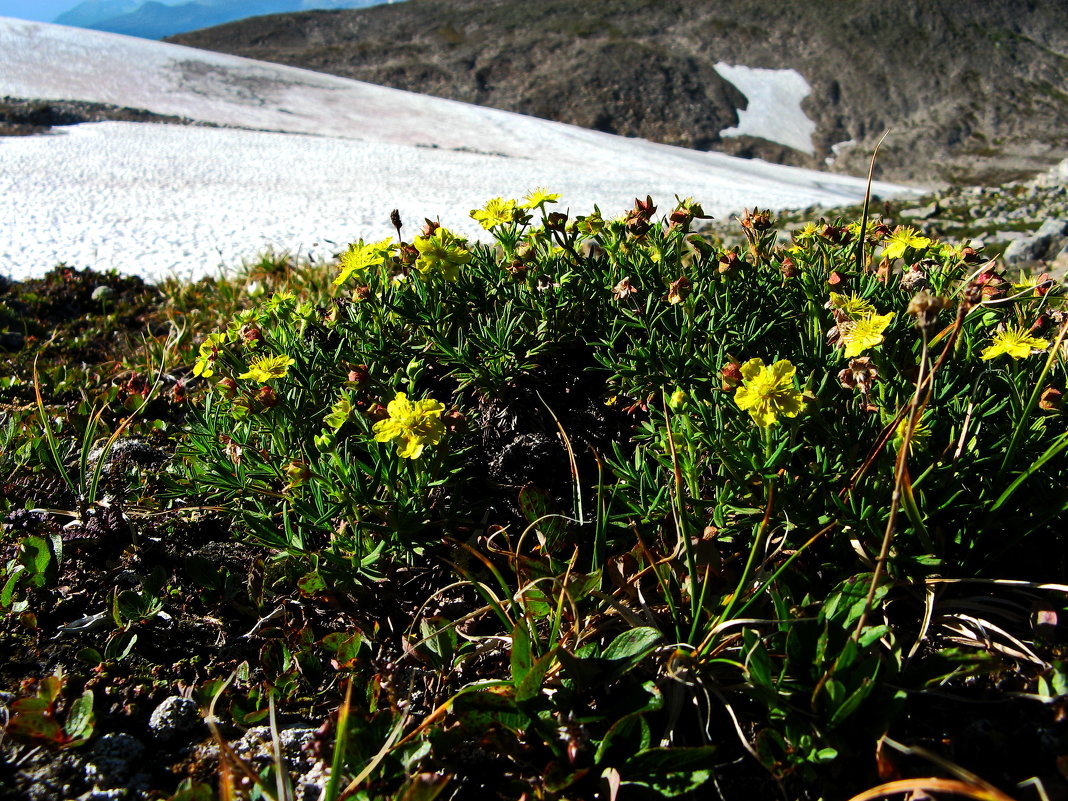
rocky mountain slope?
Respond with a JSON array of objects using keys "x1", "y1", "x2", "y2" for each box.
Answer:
[{"x1": 168, "y1": 0, "x2": 1068, "y2": 187}]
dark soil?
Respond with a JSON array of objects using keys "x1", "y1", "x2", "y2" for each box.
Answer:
[{"x1": 0, "y1": 97, "x2": 222, "y2": 136}]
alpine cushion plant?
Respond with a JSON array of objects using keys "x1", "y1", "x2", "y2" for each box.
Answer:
[{"x1": 166, "y1": 190, "x2": 1068, "y2": 798}]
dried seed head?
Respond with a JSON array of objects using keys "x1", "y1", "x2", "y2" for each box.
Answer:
[
  {"x1": 741, "y1": 208, "x2": 773, "y2": 231},
  {"x1": 900, "y1": 264, "x2": 928, "y2": 292},
  {"x1": 838, "y1": 357, "x2": 879, "y2": 395},
  {"x1": 906, "y1": 289, "x2": 946, "y2": 330},
  {"x1": 390, "y1": 209, "x2": 402, "y2": 231}
]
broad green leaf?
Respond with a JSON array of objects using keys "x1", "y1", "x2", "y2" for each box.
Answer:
[{"x1": 604, "y1": 627, "x2": 661, "y2": 662}]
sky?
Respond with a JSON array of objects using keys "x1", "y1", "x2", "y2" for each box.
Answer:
[
  {"x1": 0, "y1": 0, "x2": 80, "y2": 21},
  {"x1": 0, "y1": 0, "x2": 187, "y2": 22}
]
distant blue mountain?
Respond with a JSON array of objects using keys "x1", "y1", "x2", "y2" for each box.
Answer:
[{"x1": 54, "y1": 0, "x2": 399, "y2": 39}]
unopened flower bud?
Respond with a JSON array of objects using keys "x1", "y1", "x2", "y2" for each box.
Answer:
[
  {"x1": 347, "y1": 365, "x2": 370, "y2": 385},
  {"x1": 284, "y1": 460, "x2": 312, "y2": 488},
  {"x1": 255, "y1": 385, "x2": 278, "y2": 409},
  {"x1": 217, "y1": 377, "x2": 238, "y2": 398},
  {"x1": 721, "y1": 360, "x2": 743, "y2": 391}
]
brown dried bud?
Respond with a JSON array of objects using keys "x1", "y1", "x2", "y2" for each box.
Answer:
[
  {"x1": 398, "y1": 242, "x2": 419, "y2": 266},
  {"x1": 352, "y1": 285, "x2": 372, "y2": 302},
  {"x1": 545, "y1": 211, "x2": 569, "y2": 231},
  {"x1": 721, "y1": 360, "x2": 743, "y2": 391},
  {"x1": 366, "y1": 403, "x2": 388, "y2": 422},
  {"x1": 669, "y1": 208, "x2": 694, "y2": 231},
  {"x1": 612, "y1": 276, "x2": 638, "y2": 300},
  {"x1": 505, "y1": 260, "x2": 529, "y2": 280},
  {"x1": 624, "y1": 196, "x2": 656, "y2": 236},
  {"x1": 780, "y1": 257, "x2": 800, "y2": 278},
  {"x1": 1039, "y1": 387, "x2": 1063, "y2": 412},
  {"x1": 667, "y1": 276, "x2": 692, "y2": 305},
  {"x1": 421, "y1": 219, "x2": 440, "y2": 237},
  {"x1": 242, "y1": 326, "x2": 262, "y2": 344},
  {"x1": 718, "y1": 250, "x2": 745, "y2": 275},
  {"x1": 821, "y1": 223, "x2": 850, "y2": 245},
  {"x1": 390, "y1": 209, "x2": 402, "y2": 231},
  {"x1": 828, "y1": 270, "x2": 847, "y2": 287}
]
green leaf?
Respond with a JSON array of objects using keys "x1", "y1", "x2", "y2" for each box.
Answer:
[
  {"x1": 297, "y1": 569, "x2": 327, "y2": 596},
  {"x1": 603, "y1": 627, "x2": 661, "y2": 662},
  {"x1": 510, "y1": 623, "x2": 533, "y2": 685},
  {"x1": 1, "y1": 565, "x2": 26, "y2": 608},
  {"x1": 20, "y1": 535, "x2": 52, "y2": 581},
  {"x1": 103, "y1": 630, "x2": 138, "y2": 661},
  {"x1": 320, "y1": 632, "x2": 365, "y2": 668},
  {"x1": 516, "y1": 646, "x2": 557, "y2": 703},
  {"x1": 621, "y1": 746, "x2": 716, "y2": 796},
  {"x1": 76, "y1": 648, "x2": 103, "y2": 667},
  {"x1": 64, "y1": 691, "x2": 95, "y2": 747}
]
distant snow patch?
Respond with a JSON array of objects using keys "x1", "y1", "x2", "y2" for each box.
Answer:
[{"x1": 714, "y1": 63, "x2": 817, "y2": 155}]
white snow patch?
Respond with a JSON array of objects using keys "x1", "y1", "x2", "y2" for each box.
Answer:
[
  {"x1": 714, "y1": 63, "x2": 817, "y2": 155},
  {"x1": 0, "y1": 19, "x2": 915, "y2": 282}
]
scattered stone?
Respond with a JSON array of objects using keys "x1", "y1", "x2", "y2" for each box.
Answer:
[
  {"x1": 91, "y1": 285, "x2": 116, "y2": 302},
  {"x1": 148, "y1": 696, "x2": 202, "y2": 741},
  {"x1": 899, "y1": 200, "x2": 941, "y2": 220},
  {"x1": 84, "y1": 733, "x2": 146, "y2": 791}
]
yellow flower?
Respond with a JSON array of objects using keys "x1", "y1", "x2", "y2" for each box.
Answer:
[
  {"x1": 881, "y1": 226, "x2": 932, "y2": 260},
  {"x1": 980, "y1": 326, "x2": 1050, "y2": 361},
  {"x1": 828, "y1": 292, "x2": 877, "y2": 319},
  {"x1": 471, "y1": 197, "x2": 519, "y2": 230},
  {"x1": 839, "y1": 312, "x2": 894, "y2": 358},
  {"x1": 373, "y1": 392, "x2": 446, "y2": 459},
  {"x1": 893, "y1": 414, "x2": 931, "y2": 454},
  {"x1": 414, "y1": 227, "x2": 471, "y2": 281},
  {"x1": 193, "y1": 332, "x2": 228, "y2": 378},
  {"x1": 334, "y1": 238, "x2": 395, "y2": 286},
  {"x1": 520, "y1": 188, "x2": 561, "y2": 210},
  {"x1": 794, "y1": 222, "x2": 821, "y2": 241},
  {"x1": 238, "y1": 354, "x2": 295, "y2": 383},
  {"x1": 734, "y1": 358, "x2": 805, "y2": 428}
]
